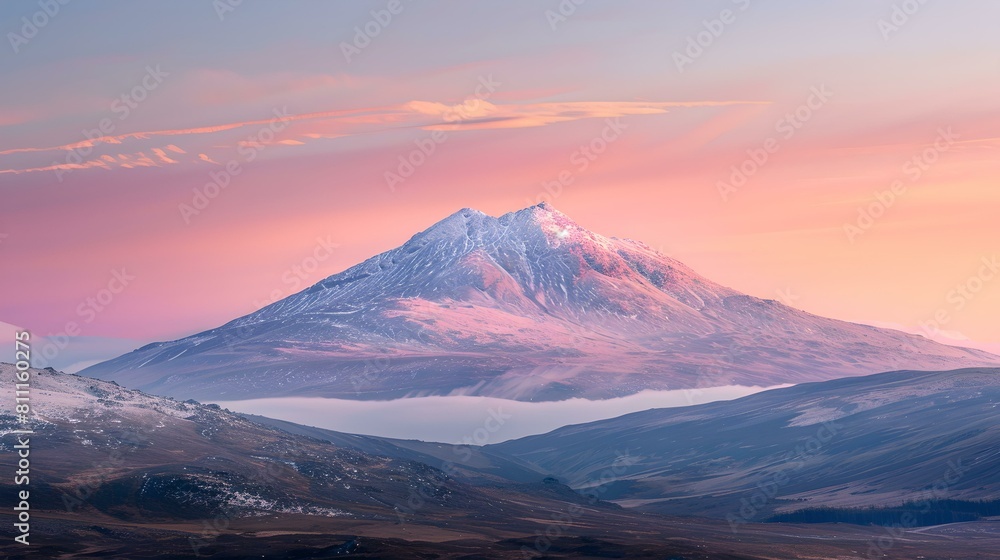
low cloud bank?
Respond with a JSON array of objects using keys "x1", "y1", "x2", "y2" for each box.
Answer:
[{"x1": 215, "y1": 385, "x2": 786, "y2": 444}]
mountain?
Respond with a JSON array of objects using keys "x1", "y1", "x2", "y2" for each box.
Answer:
[
  {"x1": 6, "y1": 364, "x2": 999, "y2": 559},
  {"x1": 82, "y1": 203, "x2": 998, "y2": 401},
  {"x1": 490, "y1": 367, "x2": 1000, "y2": 521},
  {"x1": 0, "y1": 364, "x2": 497, "y2": 524},
  {"x1": 242, "y1": 413, "x2": 550, "y2": 485},
  {"x1": 0, "y1": 364, "x2": 662, "y2": 558}
]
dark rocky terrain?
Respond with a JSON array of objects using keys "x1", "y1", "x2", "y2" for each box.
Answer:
[{"x1": 3, "y1": 364, "x2": 1000, "y2": 558}]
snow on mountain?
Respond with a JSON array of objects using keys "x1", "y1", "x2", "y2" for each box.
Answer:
[
  {"x1": 81, "y1": 203, "x2": 999, "y2": 401},
  {"x1": 0, "y1": 363, "x2": 510, "y2": 524}
]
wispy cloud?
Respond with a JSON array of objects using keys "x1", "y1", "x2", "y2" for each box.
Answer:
[
  {"x1": 0, "y1": 145, "x2": 205, "y2": 175},
  {"x1": 0, "y1": 99, "x2": 765, "y2": 177},
  {"x1": 416, "y1": 100, "x2": 768, "y2": 131}
]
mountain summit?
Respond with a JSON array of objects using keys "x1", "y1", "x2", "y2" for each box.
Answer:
[{"x1": 83, "y1": 204, "x2": 999, "y2": 401}]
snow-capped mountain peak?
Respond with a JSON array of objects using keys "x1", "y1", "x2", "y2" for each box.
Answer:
[{"x1": 82, "y1": 204, "x2": 1000, "y2": 402}]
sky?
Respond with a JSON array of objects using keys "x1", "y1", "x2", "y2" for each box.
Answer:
[{"x1": 1, "y1": 0, "x2": 999, "y2": 370}]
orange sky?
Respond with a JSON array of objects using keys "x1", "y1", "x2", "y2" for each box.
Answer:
[{"x1": 1, "y1": 1, "x2": 998, "y2": 367}]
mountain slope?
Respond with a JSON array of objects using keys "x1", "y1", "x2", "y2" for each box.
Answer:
[
  {"x1": 0, "y1": 364, "x2": 649, "y2": 553},
  {"x1": 0, "y1": 363, "x2": 494, "y2": 523},
  {"x1": 5, "y1": 364, "x2": 999, "y2": 559},
  {"x1": 82, "y1": 203, "x2": 998, "y2": 401},
  {"x1": 490, "y1": 367, "x2": 1000, "y2": 520},
  {"x1": 242, "y1": 413, "x2": 550, "y2": 485}
]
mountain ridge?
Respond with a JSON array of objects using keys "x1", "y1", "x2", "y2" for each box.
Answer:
[
  {"x1": 8, "y1": 363, "x2": 996, "y2": 558},
  {"x1": 82, "y1": 204, "x2": 999, "y2": 401},
  {"x1": 490, "y1": 366, "x2": 1000, "y2": 519}
]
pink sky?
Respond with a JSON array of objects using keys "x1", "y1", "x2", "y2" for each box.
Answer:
[{"x1": 1, "y1": 1, "x2": 998, "y2": 366}]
